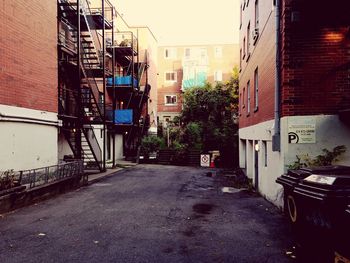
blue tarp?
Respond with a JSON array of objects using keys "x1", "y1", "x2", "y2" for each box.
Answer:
[
  {"x1": 182, "y1": 71, "x2": 207, "y2": 90},
  {"x1": 107, "y1": 76, "x2": 138, "y2": 87},
  {"x1": 114, "y1": 109, "x2": 133, "y2": 124}
]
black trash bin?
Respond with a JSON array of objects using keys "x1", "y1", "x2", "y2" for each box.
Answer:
[
  {"x1": 277, "y1": 166, "x2": 350, "y2": 225},
  {"x1": 292, "y1": 165, "x2": 350, "y2": 230},
  {"x1": 276, "y1": 168, "x2": 314, "y2": 224}
]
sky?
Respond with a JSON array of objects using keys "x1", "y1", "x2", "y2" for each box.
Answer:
[{"x1": 114, "y1": 0, "x2": 240, "y2": 45}]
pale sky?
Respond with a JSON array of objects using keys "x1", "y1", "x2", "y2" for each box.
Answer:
[{"x1": 114, "y1": 0, "x2": 240, "y2": 45}]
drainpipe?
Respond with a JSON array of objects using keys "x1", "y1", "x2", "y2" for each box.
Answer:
[
  {"x1": 102, "y1": 0, "x2": 107, "y2": 171},
  {"x1": 272, "y1": 0, "x2": 281, "y2": 152}
]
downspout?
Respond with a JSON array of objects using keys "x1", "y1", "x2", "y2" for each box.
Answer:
[
  {"x1": 102, "y1": 0, "x2": 107, "y2": 171},
  {"x1": 112, "y1": 8, "x2": 116, "y2": 168},
  {"x1": 272, "y1": 0, "x2": 281, "y2": 152},
  {"x1": 76, "y1": 0, "x2": 82, "y2": 160}
]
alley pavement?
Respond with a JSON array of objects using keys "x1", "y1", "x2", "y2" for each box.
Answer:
[{"x1": 0, "y1": 165, "x2": 295, "y2": 263}]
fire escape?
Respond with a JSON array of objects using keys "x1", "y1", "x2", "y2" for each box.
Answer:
[
  {"x1": 57, "y1": 0, "x2": 113, "y2": 171},
  {"x1": 106, "y1": 31, "x2": 151, "y2": 161}
]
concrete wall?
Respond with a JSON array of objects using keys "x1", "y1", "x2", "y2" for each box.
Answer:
[
  {"x1": 0, "y1": 105, "x2": 58, "y2": 171},
  {"x1": 58, "y1": 133, "x2": 74, "y2": 161},
  {"x1": 113, "y1": 134, "x2": 124, "y2": 161},
  {"x1": 239, "y1": 115, "x2": 350, "y2": 207}
]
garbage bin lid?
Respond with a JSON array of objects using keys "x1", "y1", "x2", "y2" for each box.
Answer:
[
  {"x1": 300, "y1": 165, "x2": 350, "y2": 175},
  {"x1": 287, "y1": 168, "x2": 312, "y2": 178}
]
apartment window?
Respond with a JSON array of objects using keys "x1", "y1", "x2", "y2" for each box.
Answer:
[
  {"x1": 243, "y1": 37, "x2": 246, "y2": 58},
  {"x1": 164, "y1": 48, "x2": 176, "y2": 59},
  {"x1": 255, "y1": 0, "x2": 259, "y2": 28},
  {"x1": 247, "y1": 80, "x2": 251, "y2": 114},
  {"x1": 254, "y1": 67, "x2": 258, "y2": 111},
  {"x1": 165, "y1": 71, "x2": 177, "y2": 82},
  {"x1": 242, "y1": 87, "x2": 245, "y2": 110},
  {"x1": 239, "y1": 93, "x2": 242, "y2": 115},
  {"x1": 240, "y1": 4, "x2": 242, "y2": 28},
  {"x1": 247, "y1": 22, "x2": 250, "y2": 57},
  {"x1": 214, "y1": 46, "x2": 222, "y2": 58},
  {"x1": 184, "y1": 48, "x2": 191, "y2": 58},
  {"x1": 214, "y1": 70, "x2": 223, "y2": 82},
  {"x1": 165, "y1": 95, "x2": 177, "y2": 105},
  {"x1": 200, "y1": 48, "x2": 207, "y2": 59},
  {"x1": 240, "y1": 49, "x2": 242, "y2": 70}
]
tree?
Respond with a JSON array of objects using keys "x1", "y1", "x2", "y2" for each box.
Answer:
[{"x1": 179, "y1": 67, "x2": 240, "y2": 167}]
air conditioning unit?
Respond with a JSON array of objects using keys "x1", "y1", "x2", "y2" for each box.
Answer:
[{"x1": 252, "y1": 28, "x2": 259, "y2": 43}]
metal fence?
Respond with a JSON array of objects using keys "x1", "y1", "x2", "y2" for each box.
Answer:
[{"x1": 17, "y1": 161, "x2": 84, "y2": 189}]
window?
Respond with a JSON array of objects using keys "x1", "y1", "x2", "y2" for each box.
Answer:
[
  {"x1": 184, "y1": 48, "x2": 191, "y2": 58},
  {"x1": 240, "y1": 4, "x2": 242, "y2": 28},
  {"x1": 214, "y1": 70, "x2": 223, "y2": 82},
  {"x1": 239, "y1": 93, "x2": 242, "y2": 115},
  {"x1": 254, "y1": 67, "x2": 258, "y2": 110},
  {"x1": 247, "y1": 22, "x2": 250, "y2": 56},
  {"x1": 165, "y1": 71, "x2": 177, "y2": 82},
  {"x1": 247, "y1": 80, "x2": 251, "y2": 114},
  {"x1": 242, "y1": 87, "x2": 245, "y2": 109},
  {"x1": 255, "y1": 0, "x2": 259, "y2": 28},
  {"x1": 164, "y1": 48, "x2": 176, "y2": 59},
  {"x1": 165, "y1": 95, "x2": 177, "y2": 105},
  {"x1": 214, "y1": 46, "x2": 222, "y2": 58},
  {"x1": 199, "y1": 48, "x2": 207, "y2": 59},
  {"x1": 240, "y1": 49, "x2": 242, "y2": 70},
  {"x1": 243, "y1": 37, "x2": 246, "y2": 58}
]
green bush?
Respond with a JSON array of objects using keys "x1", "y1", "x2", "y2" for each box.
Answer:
[
  {"x1": 140, "y1": 136, "x2": 165, "y2": 158},
  {"x1": 288, "y1": 145, "x2": 347, "y2": 169}
]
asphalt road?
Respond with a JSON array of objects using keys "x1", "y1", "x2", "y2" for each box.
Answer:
[{"x1": 0, "y1": 165, "x2": 295, "y2": 263}]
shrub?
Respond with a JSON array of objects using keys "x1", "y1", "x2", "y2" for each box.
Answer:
[
  {"x1": 140, "y1": 136, "x2": 165, "y2": 158},
  {"x1": 288, "y1": 145, "x2": 347, "y2": 170}
]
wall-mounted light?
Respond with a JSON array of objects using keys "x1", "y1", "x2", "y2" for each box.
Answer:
[{"x1": 255, "y1": 143, "x2": 260, "y2": 152}]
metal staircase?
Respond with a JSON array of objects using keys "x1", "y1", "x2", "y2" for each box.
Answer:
[{"x1": 58, "y1": 0, "x2": 111, "y2": 171}]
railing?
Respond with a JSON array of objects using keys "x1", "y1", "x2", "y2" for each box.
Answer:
[
  {"x1": 58, "y1": 20, "x2": 77, "y2": 52},
  {"x1": 17, "y1": 161, "x2": 83, "y2": 189},
  {"x1": 59, "y1": 87, "x2": 79, "y2": 117},
  {"x1": 107, "y1": 31, "x2": 137, "y2": 52},
  {"x1": 82, "y1": 126, "x2": 102, "y2": 164}
]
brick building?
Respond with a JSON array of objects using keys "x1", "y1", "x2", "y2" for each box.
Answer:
[
  {"x1": 0, "y1": 0, "x2": 58, "y2": 171},
  {"x1": 157, "y1": 44, "x2": 239, "y2": 126},
  {"x1": 239, "y1": 0, "x2": 350, "y2": 206},
  {"x1": 0, "y1": 0, "x2": 157, "y2": 171}
]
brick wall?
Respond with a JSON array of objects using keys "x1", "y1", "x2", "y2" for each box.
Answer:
[
  {"x1": 281, "y1": 0, "x2": 350, "y2": 117},
  {"x1": 158, "y1": 44, "x2": 239, "y2": 115},
  {"x1": 0, "y1": 0, "x2": 58, "y2": 113},
  {"x1": 239, "y1": 0, "x2": 276, "y2": 129},
  {"x1": 239, "y1": 0, "x2": 350, "y2": 129}
]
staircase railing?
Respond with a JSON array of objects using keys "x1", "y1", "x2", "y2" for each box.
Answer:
[{"x1": 82, "y1": 126, "x2": 102, "y2": 169}]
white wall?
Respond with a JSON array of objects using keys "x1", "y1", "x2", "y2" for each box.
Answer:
[
  {"x1": 240, "y1": 119, "x2": 290, "y2": 207},
  {"x1": 239, "y1": 115, "x2": 350, "y2": 207},
  {"x1": 0, "y1": 105, "x2": 58, "y2": 171},
  {"x1": 282, "y1": 115, "x2": 350, "y2": 167},
  {"x1": 57, "y1": 132, "x2": 73, "y2": 160},
  {"x1": 113, "y1": 134, "x2": 124, "y2": 161}
]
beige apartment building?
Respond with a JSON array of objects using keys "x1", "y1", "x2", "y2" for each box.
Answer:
[{"x1": 157, "y1": 44, "x2": 239, "y2": 126}]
